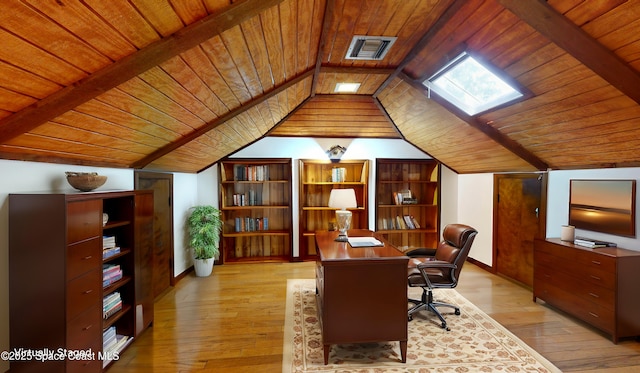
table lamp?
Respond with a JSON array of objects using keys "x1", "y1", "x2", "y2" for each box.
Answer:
[{"x1": 328, "y1": 188, "x2": 357, "y2": 242}]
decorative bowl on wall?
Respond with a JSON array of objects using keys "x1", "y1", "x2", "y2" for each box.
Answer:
[{"x1": 65, "y1": 172, "x2": 107, "y2": 192}]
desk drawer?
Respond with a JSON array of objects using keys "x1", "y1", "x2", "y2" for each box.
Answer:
[
  {"x1": 535, "y1": 240, "x2": 616, "y2": 272},
  {"x1": 535, "y1": 280, "x2": 614, "y2": 333},
  {"x1": 67, "y1": 238, "x2": 101, "y2": 281},
  {"x1": 535, "y1": 250, "x2": 615, "y2": 289},
  {"x1": 66, "y1": 337, "x2": 102, "y2": 373},
  {"x1": 534, "y1": 265, "x2": 614, "y2": 309},
  {"x1": 67, "y1": 200, "x2": 101, "y2": 244},
  {"x1": 67, "y1": 269, "x2": 101, "y2": 321},
  {"x1": 67, "y1": 304, "x2": 101, "y2": 349}
]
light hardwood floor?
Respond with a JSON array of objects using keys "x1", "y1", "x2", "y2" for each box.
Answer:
[{"x1": 108, "y1": 261, "x2": 640, "y2": 372}]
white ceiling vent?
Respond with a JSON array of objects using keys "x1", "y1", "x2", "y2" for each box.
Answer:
[{"x1": 346, "y1": 35, "x2": 397, "y2": 60}]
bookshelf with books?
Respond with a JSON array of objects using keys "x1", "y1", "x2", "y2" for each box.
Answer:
[
  {"x1": 219, "y1": 158, "x2": 293, "y2": 262},
  {"x1": 375, "y1": 158, "x2": 440, "y2": 252},
  {"x1": 299, "y1": 159, "x2": 369, "y2": 259},
  {"x1": 8, "y1": 190, "x2": 154, "y2": 372}
]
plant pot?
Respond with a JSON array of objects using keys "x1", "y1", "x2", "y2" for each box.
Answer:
[{"x1": 194, "y1": 258, "x2": 214, "y2": 277}]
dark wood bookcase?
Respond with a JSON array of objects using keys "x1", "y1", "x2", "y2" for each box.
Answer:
[
  {"x1": 299, "y1": 159, "x2": 369, "y2": 260},
  {"x1": 375, "y1": 158, "x2": 440, "y2": 252},
  {"x1": 219, "y1": 158, "x2": 293, "y2": 263},
  {"x1": 8, "y1": 190, "x2": 154, "y2": 372}
]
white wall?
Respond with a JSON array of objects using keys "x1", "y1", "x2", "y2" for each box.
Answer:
[
  {"x1": 173, "y1": 172, "x2": 199, "y2": 275},
  {"x1": 547, "y1": 167, "x2": 640, "y2": 250},
  {"x1": 457, "y1": 173, "x2": 495, "y2": 265}
]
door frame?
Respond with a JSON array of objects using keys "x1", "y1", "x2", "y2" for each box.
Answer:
[
  {"x1": 492, "y1": 172, "x2": 548, "y2": 274},
  {"x1": 134, "y1": 170, "x2": 176, "y2": 288}
]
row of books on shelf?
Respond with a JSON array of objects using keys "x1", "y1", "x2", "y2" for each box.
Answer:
[
  {"x1": 331, "y1": 167, "x2": 347, "y2": 182},
  {"x1": 234, "y1": 217, "x2": 269, "y2": 232},
  {"x1": 380, "y1": 215, "x2": 422, "y2": 230},
  {"x1": 231, "y1": 190, "x2": 265, "y2": 206},
  {"x1": 103, "y1": 291, "x2": 122, "y2": 319},
  {"x1": 103, "y1": 264, "x2": 123, "y2": 287},
  {"x1": 392, "y1": 190, "x2": 417, "y2": 205},
  {"x1": 102, "y1": 326, "x2": 130, "y2": 368},
  {"x1": 234, "y1": 164, "x2": 270, "y2": 181}
]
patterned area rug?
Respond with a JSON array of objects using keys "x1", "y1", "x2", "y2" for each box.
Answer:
[{"x1": 282, "y1": 279, "x2": 561, "y2": 373}]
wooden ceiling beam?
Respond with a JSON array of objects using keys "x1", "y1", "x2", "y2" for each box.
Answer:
[
  {"x1": 0, "y1": 0, "x2": 285, "y2": 144},
  {"x1": 399, "y1": 73, "x2": 548, "y2": 171},
  {"x1": 311, "y1": 0, "x2": 335, "y2": 98},
  {"x1": 497, "y1": 0, "x2": 640, "y2": 105},
  {"x1": 374, "y1": 0, "x2": 469, "y2": 97},
  {"x1": 132, "y1": 69, "x2": 315, "y2": 169}
]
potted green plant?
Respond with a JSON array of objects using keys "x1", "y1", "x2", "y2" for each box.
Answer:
[{"x1": 187, "y1": 205, "x2": 223, "y2": 277}]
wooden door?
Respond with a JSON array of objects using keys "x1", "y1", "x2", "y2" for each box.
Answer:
[
  {"x1": 494, "y1": 174, "x2": 545, "y2": 287},
  {"x1": 135, "y1": 171, "x2": 174, "y2": 299}
]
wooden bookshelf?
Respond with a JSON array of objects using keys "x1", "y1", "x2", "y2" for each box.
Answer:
[
  {"x1": 299, "y1": 159, "x2": 369, "y2": 260},
  {"x1": 8, "y1": 190, "x2": 154, "y2": 372},
  {"x1": 375, "y1": 158, "x2": 440, "y2": 252},
  {"x1": 219, "y1": 158, "x2": 292, "y2": 263}
]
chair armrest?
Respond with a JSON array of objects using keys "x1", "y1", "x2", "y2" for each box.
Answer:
[
  {"x1": 416, "y1": 261, "x2": 458, "y2": 288},
  {"x1": 416, "y1": 260, "x2": 456, "y2": 270},
  {"x1": 405, "y1": 247, "x2": 437, "y2": 257}
]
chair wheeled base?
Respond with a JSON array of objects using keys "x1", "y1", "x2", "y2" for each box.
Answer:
[{"x1": 408, "y1": 287, "x2": 460, "y2": 331}]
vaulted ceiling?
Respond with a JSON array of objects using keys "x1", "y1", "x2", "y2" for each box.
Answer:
[{"x1": 1, "y1": 0, "x2": 640, "y2": 174}]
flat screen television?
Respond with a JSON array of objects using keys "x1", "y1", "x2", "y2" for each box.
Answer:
[{"x1": 569, "y1": 179, "x2": 636, "y2": 237}]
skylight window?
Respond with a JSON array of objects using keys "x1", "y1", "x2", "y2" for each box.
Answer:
[{"x1": 424, "y1": 52, "x2": 523, "y2": 116}]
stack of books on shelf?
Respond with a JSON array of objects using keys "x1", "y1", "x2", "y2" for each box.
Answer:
[
  {"x1": 234, "y1": 217, "x2": 269, "y2": 232},
  {"x1": 103, "y1": 264, "x2": 123, "y2": 287},
  {"x1": 102, "y1": 326, "x2": 131, "y2": 367},
  {"x1": 234, "y1": 164, "x2": 270, "y2": 181},
  {"x1": 102, "y1": 292, "x2": 122, "y2": 319},
  {"x1": 103, "y1": 235, "x2": 120, "y2": 259},
  {"x1": 331, "y1": 167, "x2": 347, "y2": 182}
]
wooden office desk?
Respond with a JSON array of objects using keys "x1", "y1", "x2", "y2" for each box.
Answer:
[{"x1": 315, "y1": 229, "x2": 409, "y2": 364}]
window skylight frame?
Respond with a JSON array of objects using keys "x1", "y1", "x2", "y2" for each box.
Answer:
[{"x1": 423, "y1": 52, "x2": 524, "y2": 116}]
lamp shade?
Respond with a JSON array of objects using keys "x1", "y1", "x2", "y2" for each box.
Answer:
[{"x1": 328, "y1": 188, "x2": 357, "y2": 209}]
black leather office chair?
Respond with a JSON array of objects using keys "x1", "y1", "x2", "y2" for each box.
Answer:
[{"x1": 407, "y1": 224, "x2": 478, "y2": 330}]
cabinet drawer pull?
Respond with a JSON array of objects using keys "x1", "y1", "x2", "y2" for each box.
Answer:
[
  {"x1": 83, "y1": 255, "x2": 93, "y2": 260},
  {"x1": 589, "y1": 312, "x2": 599, "y2": 318},
  {"x1": 589, "y1": 292, "x2": 599, "y2": 298},
  {"x1": 591, "y1": 260, "x2": 601, "y2": 265},
  {"x1": 82, "y1": 289, "x2": 93, "y2": 294},
  {"x1": 590, "y1": 275, "x2": 601, "y2": 281},
  {"x1": 82, "y1": 324, "x2": 93, "y2": 331}
]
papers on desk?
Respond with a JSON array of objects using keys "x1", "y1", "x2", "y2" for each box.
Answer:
[{"x1": 347, "y1": 237, "x2": 384, "y2": 247}]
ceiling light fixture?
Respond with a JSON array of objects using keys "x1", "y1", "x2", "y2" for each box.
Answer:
[
  {"x1": 326, "y1": 145, "x2": 347, "y2": 162},
  {"x1": 335, "y1": 82, "x2": 361, "y2": 93}
]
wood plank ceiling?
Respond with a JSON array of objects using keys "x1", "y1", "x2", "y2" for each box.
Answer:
[{"x1": 1, "y1": 0, "x2": 640, "y2": 173}]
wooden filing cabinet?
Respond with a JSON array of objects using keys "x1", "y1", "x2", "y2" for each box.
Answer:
[{"x1": 533, "y1": 238, "x2": 640, "y2": 343}]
